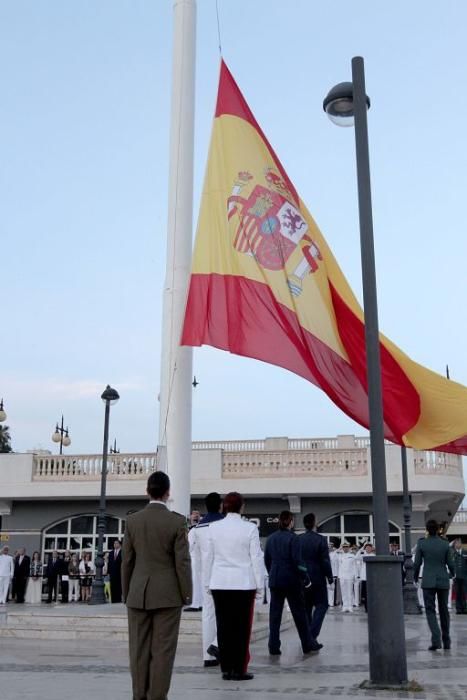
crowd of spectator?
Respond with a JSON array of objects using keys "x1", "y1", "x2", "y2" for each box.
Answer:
[{"x1": 0, "y1": 540, "x2": 123, "y2": 605}]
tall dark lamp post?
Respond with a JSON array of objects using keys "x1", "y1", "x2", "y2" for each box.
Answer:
[
  {"x1": 89, "y1": 385, "x2": 120, "y2": 605},
  {"x1": 401, "y1": 445, "x2": 421, "y2": 613},
  {"x1": 324, "y1": 57, "x2": 408, "y2": 688},
  {"x1": 51, "y1": 415, "x2": 71, "y2": 454}
]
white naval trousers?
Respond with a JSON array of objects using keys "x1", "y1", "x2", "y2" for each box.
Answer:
[
  {"x1": 327, "y1": 579, "x2": 335, "y2": 606},
  {"x1": 0, "y1": 576, "x2": 10, "y2": 603},
  {"x1": 340, "y1": 578, "x2": 354, "y2": 611},
  {"x1": 353, "y1": 578, "x2": 361, "y2": 606},
  {"x1": 202, "y1": 589, "x2": 218, "y2": 660}
]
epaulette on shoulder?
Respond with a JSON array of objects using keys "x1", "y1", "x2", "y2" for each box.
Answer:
[{"x1": 195, "y1": 522, "x2": 210, "y2": 528}]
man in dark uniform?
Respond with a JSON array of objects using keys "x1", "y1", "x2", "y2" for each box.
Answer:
[
  {"x1": 414, "y1": 519, "x2": 455, "y2": 650},
  {"x1": 45, "y1": 550, "x2": 61, "y2": 604},
  {"x1": 300, "y1": 512, "x2": 334, "y2": 643},
  {"x1": 108, "y1": 539, "x2": 123, "y2": 603},
  {"x1": 264, "y1": 510, "x2": 318, "y2": 656},
  {"x1": 451, "y1": 538, "x2": 467, "y2": 614}
]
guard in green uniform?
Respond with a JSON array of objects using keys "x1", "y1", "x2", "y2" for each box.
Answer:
[{"x1": 414, "y1": 520, "x2": 455, "y2": 651}]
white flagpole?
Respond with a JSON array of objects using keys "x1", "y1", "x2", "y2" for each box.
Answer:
[{"x1": 158, "y1": 0, "x2": 196, "y2": 516}]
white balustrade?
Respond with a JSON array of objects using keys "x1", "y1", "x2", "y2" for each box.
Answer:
[
  {"x1": 34, "y1": 453, "x2": 159, "y2": 480},
  {"x1": 413, "y1": 449, "x2": 463, "y2": 476},
  {"x1": 31, "y1": 438, "x2": 463, "y2": 481},
  {"x1": 452, "y1": 509, "x2": 467, "y2": 523},
  {"x1": 222, "y1": 448, "x2": 368, "y2": 478}
]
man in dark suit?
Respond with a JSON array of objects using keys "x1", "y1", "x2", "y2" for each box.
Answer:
[
  {"x1": 414, "y1": 519, "x2": 455, "y2": 650},
  {"x1": 45, "y1": 550, "x2": 61, "y2": 603},
  {"x1": 108, "y1": 539, "x2": 123, "y2": 603},
  {"x1": 13, "y1": 548, "x2": 30, "y2": 603},
  {"x1": 299, "y1": 512, "x2": 334, "y2": 644},
  {"x1": 122, "y1": 471, "x2": 192, "y2": 700}
]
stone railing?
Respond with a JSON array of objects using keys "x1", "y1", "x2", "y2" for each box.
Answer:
[
  {"x1": 452, "y1": 509, "x2": 467, "y2": 523},
  {"x1": 222, "y1": 448, "x2": 368, "y2": 478},
  {"x1": 413, "y1": 450, "x2": 463, "y2": 477},
  {"x1": 33, "y1": 453, "x2": 158, "y2": 480}
]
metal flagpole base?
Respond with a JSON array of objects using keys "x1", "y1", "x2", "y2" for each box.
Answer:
[
  {"x1": 364, "y1": 556, "x2": 408, "y2": 686},
  {"x1": 402, "y1": 581, "x2": 422, "y2": 615},
  {"x1": 88, "y1": 579, "x2": 107, "y2": 605},
  {"x1": 402, "y1": 552, "x2": 422, "y2": 615}
]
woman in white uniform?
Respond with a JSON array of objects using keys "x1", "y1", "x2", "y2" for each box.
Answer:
[{"x1": 204, "y1": 492, "x2": 264, "y2": 682}]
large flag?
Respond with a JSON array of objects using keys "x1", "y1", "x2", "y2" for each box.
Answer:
[{"x1": 182, "y1": 60, "x2": 467, "y2": 455}]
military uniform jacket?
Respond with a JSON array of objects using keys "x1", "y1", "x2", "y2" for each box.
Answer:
[
  {"x1": 122, "y1": 502, "x2": 192, "y2": 610},
  {"x1": 414, "y1": 535, "x2": 455, "y2": 589},
  {"x1": 452, "y1": 547, "x2": 467, "y2": 580}
]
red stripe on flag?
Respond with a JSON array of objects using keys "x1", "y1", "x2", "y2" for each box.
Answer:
[
  {"x1": 181, "y1": 273, "x2": 405, "y2": 443},
  {"x1": 329, "y1": 284, "x2": 421, "y2": 440}
]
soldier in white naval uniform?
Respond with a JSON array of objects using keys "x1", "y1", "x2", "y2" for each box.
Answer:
[
  {"x1": 0, "y1": 546, "x2": 15, "y2": 605},
  {"x1": 339, "y1": 543, "x2": 357, "y2": 612},
  {"x1": 193, "y1": 492, "x2": 224, "y2": 666}
]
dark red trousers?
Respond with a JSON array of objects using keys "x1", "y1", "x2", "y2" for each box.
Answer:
[{"x1": 211, "y1": 589, "x2": 255, "y2": 675}]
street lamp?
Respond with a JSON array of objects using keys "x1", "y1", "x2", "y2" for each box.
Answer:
[
  {"x1": 89, "y1": 385, "x2": 120, "y2": 605},
  {"x1": 110, "y1": 438, "x2": 120, "y2": 454},
  {"x1": 0, "y1": 399, "x2": 7, "y2": 423},
  {"x1": 51, "y1": 415, "x2": 71, "y2": 454},
  {"x1": 401, "y1": 446, "x2": 421, "y2": 613},
  {"x1": 324, "y1": 57, "x2": 408, "y2": 688}
]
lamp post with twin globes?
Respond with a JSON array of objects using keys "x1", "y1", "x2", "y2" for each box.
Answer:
[
  {"x1": 323, "y1": 57, "x2": 408, "y2": 688},
  {"x1": 89, "y1": 385, "x2": 120, "y2": 605},
  {"x1": 51, "y1": 416, "x2": 71, "y2": 454}
]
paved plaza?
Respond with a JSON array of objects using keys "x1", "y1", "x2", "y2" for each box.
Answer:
[{"x1": 0, "y1": 605, "x2": 466, "y2": 700}]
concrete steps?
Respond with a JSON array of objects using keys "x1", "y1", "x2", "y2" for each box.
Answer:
[{"x1": 0, "y1": 604, "x2": 289, "y2": 642}]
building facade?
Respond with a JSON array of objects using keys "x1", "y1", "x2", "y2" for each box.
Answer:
[{"x1": 0, "y1": 434, "x2": 464, "y2": 558}]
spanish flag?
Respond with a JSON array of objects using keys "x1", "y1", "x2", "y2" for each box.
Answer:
[{"x1": 182, "y1": 61, "x2": 467, "y2": 455}]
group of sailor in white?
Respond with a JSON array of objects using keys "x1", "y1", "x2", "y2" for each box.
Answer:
[{"x1": 327, "y1": 542, "x2": 375, "y2": 612}]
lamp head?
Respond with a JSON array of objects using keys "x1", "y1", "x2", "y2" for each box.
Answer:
[
  {"x1": 101, "y1": 385, "x2": 120, "y2": 405},
  {"x1": 52, "y1": 424, "x2": 62, "y2": 443},
  {"x1": 323, "y1": 81, "x2": 370, "y2": 127},
  {"x1": 0, "y1": 398, "x2": 6, "y2": 423}
]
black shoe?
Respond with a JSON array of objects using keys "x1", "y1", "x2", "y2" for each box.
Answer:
[
  {"x1": 304, "y1": 642, "x2": 323, "y2": 653},
  {"x1": 231, "y1": 673, "x2": 254, "y2": 681},
  {"x1": 269, "y1": 649, "x2": 281, "y2": 656},
  {"x1": 206, "y1": 644, "x2": 219, "y2": 659},
  {"x1": 222, "y1": 673, "x2": 232, "y2": 681},
  {"x1": 443, "y1": 644, "x2": 451, "y2": 650},
  {"x1": 428, "y1": 645, "x2": 441, "y2": 651},
  {"x1": 204, "y1": 659, "x2": 220, "y2": 667}
]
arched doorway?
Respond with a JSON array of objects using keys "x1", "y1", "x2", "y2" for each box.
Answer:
[
  {"x1": 317, "y1": 511, "x2": 401, "y2": 547},
  {"x1": 42, "y1": 513, "x2": 125, "y2": 560}
]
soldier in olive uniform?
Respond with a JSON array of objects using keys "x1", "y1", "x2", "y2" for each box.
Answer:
[
  {"x1": 122, "y1": 471, "x2": 192, "y2": 700},
  {"x1": 414, "y1": 519, "x2": 455, "y2": 651}
]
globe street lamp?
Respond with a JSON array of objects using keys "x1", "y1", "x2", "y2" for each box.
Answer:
[
  {"x1": 89, "y1": 385, "x2": 120, "y2": 605},
  {"x1": 324, "y1": 57, "x2": 408, "y2": 688},
  {"x1": 0, "y1": 399, "x2": 6, "y2": 423},
  {"x1": 51, "y1": 415, "x2": 71, "y2": 455}
]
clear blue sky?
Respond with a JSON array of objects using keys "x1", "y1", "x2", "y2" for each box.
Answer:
[{"x1": 2, "y1": 1, "x2": 467, "y2": 459}]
